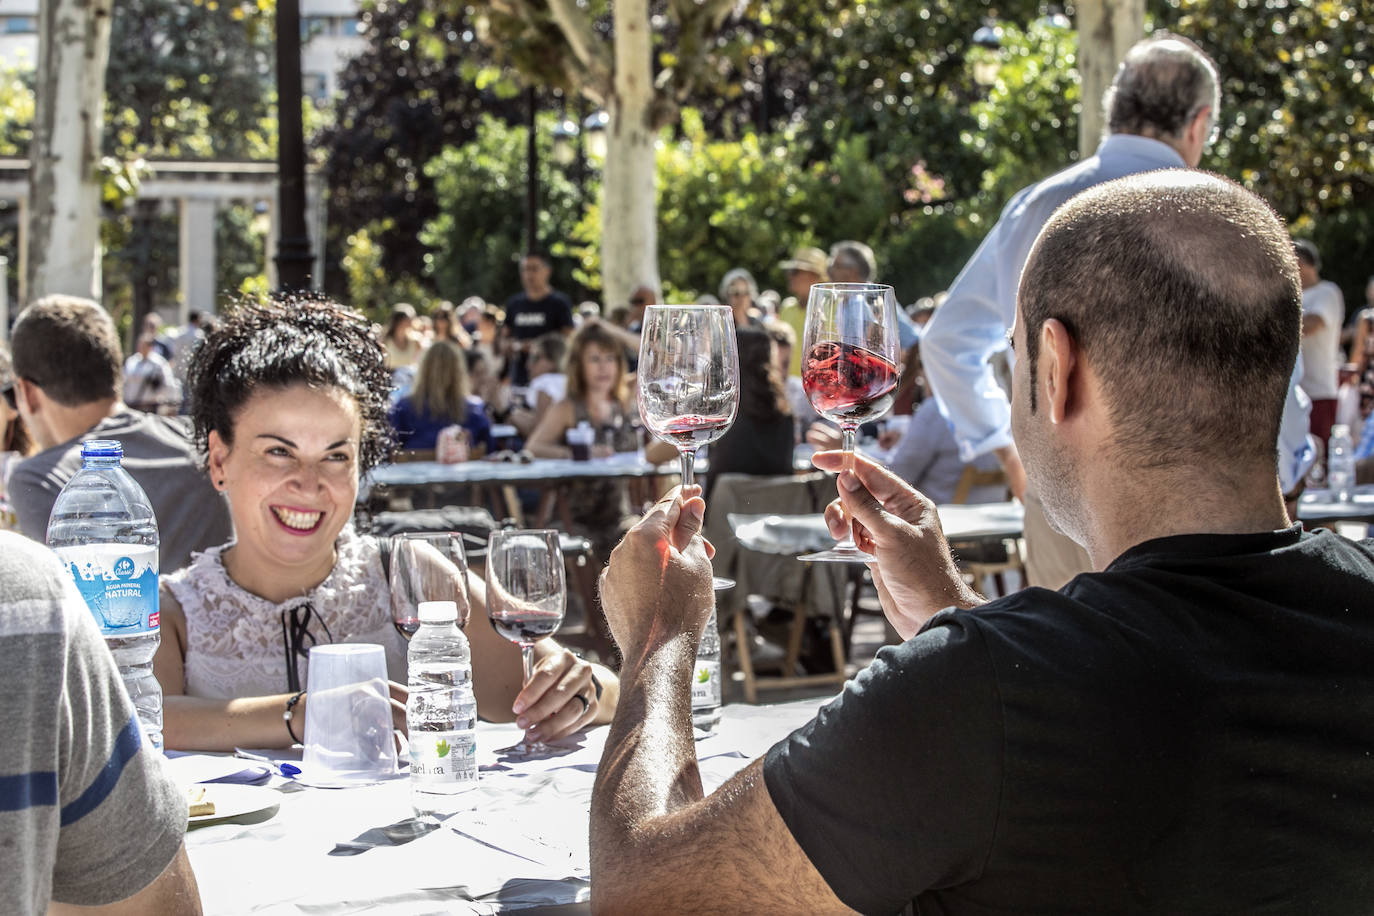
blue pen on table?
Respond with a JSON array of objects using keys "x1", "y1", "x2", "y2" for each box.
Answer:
[{"x1": 233, "y1": 748, "x2": 302, "y2": 779}]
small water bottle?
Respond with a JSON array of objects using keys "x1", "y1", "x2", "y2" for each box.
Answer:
[
  {"x1": 1328, "y1": 424, "x2": 1356, "y2": 502},
  {"x1": 692, "y1": 609, "x2": 722, "y2": 733},
  {"x1": 46, "y1": 440, "x2": 163, "y2": 753},
  {"x1": 407, "y1": 600, "x2": 478, "y2": 817}
]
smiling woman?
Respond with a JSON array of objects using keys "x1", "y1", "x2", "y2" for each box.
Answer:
[{"x1": 154, "y1": 298, "x2": 618, "y2": 752}]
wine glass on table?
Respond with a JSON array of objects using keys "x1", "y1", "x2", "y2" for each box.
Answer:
[
  {"x1": 389, "y1": 532, "x2": 470, "y2": 640},
  {"x1": 637, "y1": 304, "x2": 740, "y2": 589},
  {"x1": 485, "y1": 529, "x2": 566, "y2": 757},
  {"x1": 800, "y1": 282, "x2": 900, "y2": 562}
]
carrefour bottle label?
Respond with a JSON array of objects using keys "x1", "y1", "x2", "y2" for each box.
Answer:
[
  {"x1": 53, "y1": 544, "x2": 159, "y2": 635},
  {"x1": 410, "y1": 730, "x2": 478, "y2": 786},
  {"x1": 691, "y1": 660, "x2": 721, "y2": 709}
]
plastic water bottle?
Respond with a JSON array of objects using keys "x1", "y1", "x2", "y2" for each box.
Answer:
[
  {"x1": 407, "y1": 600, "x2": 478, "y2": 817},
  {"x1": 46, "y1": 440, "x2": 163, "y2": 753},
  {"x1": 1329, "y1": 424, "x2": 1356, "y2": 502},
  {"x1": 692, "y1": 609, "x2": 722, "y2": 732}
]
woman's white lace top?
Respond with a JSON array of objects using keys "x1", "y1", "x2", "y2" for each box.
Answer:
[{"x1": 165, "y1": 525, "x2": 407, "y2": 699}]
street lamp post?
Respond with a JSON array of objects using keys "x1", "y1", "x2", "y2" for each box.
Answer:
[{"x1": 275, "y1": 0, "x2": 313, "y2": 292}]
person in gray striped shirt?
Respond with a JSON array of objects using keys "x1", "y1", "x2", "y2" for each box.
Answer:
[{"x1": 0, "y1": 532, "x2": 199, "y2": 915}]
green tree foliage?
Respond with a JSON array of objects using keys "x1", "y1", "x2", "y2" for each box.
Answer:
[
  {"x1": 1148, "y1": 0, "x2": 1372, "y2": 310},
  {"x1": 104, "y1": 0, "x2": 274, "y2": 159},
  {"x1": 420, "y1": 113, "x2": 587, "y2": 304},
  {"x1": 648, "y1": 111, "x2": 888, "y2": 301},
  {"x1": 101, "y1": 0, "x2": 275, "y2": 330},
  {"x1": 341, "y1": 219, "x2": 434, "y2": 320},
  {"x1": 320, "y1": 0, "x2": 529, "y2": 295}
]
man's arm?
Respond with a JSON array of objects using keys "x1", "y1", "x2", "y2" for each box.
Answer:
[
  {"x1": 591, "y1": 491, "x2": 854, "y2": 914},
  {"x1": 1302, "y1": 313, "x2": 1325, "y2": 336},
  {"x1": 49, "y1": 844, "x2": 201, "y2": 916}
]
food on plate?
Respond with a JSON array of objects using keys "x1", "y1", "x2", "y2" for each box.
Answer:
[{"x1": 187, "y1": 785, "x2": 216, "y2": 818}]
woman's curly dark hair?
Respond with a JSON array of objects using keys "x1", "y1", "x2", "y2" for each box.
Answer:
[{"x1": 185, "y1": 295, "x2": 394, "y2": 472}]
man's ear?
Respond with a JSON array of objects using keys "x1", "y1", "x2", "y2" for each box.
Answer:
[
  {"x1": 13, "y1": 376, "x2": 42, "y2": 417},
  {"x1": 1038, "y1": 318, "x2": 1078, "y2": 425}
]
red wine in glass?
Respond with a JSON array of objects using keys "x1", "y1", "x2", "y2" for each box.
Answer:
[
  {"x1": 803, "y1": 341, "x2": 899, "y2": 424},
  {"x1": 798, "y1": 282, "x2": 900, "y2": 562},
  {"x1": 490, "y1": 612, "x2": 564, "y2": 645},
  {"x1": 394, "y1": 616, "x2": 422, "y2": 641},
  {"x1": 657, "y1": 414, "x2": 734, "y2": 450}
]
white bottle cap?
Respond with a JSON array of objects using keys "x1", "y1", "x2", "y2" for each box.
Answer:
[{"x1": 418, "y1": 601, "x2": 459, "y2": 624}]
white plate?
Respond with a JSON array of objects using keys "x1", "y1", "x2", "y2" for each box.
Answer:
[{"x1": 188, "y1": 784, "x2": 281, "y2": 824}]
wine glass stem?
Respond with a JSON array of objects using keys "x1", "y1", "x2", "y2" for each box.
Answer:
[
  {"x1": 840, "y1": 425, "x2": 858, "y2": 547},
  {"x1": 679, "y1": 447, "x2": 697, "y2": 490},
  {"x1": 520, "y1": 642, "x2": 536, "y2": 686}
]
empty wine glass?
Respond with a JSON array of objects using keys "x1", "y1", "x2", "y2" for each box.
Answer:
[
  {"x1": 638, "y1": 304, "x2": 740, "y2": 588},
  {"x1": 388, "y1": 532, "x2": 470, "y2": 641},
  {"x1": 485, "y1": 529, "x2": 566, "y2": 757},
  {"x1": 800, "y1": 283, "x2": 900, "y2": 562}
]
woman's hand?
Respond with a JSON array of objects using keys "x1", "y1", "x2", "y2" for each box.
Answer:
[{"x1": 511, "y1": 647, "x2": 600, "y2": 742}]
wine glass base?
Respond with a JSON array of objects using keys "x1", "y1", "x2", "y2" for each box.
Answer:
[
  {"x1": 797, "y1": 546, "x2": 876, "y2": 563},
  {"x1": 495, "y1": 737, "x2": 567, "y2": 760},
  {"x1": 712, "y1": 576, "x2": 735, "y2": 590}
]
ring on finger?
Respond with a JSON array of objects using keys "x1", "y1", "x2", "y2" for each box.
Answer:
[{"x1": 574, "y1": 693, "x2": 590, "y2": 714}]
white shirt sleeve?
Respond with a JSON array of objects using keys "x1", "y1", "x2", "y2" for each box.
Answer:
[{"x1": 920, "y1": 190, "x2": 1036, "y2": 462}]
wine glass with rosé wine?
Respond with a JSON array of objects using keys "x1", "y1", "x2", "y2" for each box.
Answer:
[
  {"x1": 799, "y1": 282, "x2": 900, "y2": 562},
  {"x1": 638, "y1": 304, "x2": 740, "y2": 589}
]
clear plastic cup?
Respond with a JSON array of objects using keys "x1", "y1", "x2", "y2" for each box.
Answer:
[{"x1": 301, "y1": 644, "x2": 402, "y2": 787}]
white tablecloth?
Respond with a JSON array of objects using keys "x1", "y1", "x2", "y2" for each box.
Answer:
[{"x1": 179, "y1": 698, "x2": 829, "y2": 914}]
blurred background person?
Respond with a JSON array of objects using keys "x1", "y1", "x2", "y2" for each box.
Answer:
[
  {"x1": 0, "y1": 344, "x2": 36, "y2": 530},
  {"x1": 431, "y1": 301, "x2": 474, "y2": 350},
  {"x1": 504, "y1": 250, "x2": 575, "y2": 386},
  {"x1": 122, "y1": 332, "x2": 181, "y2": 415},
  {"x1": 1294, "y1": 239, "x2": 1344, "y2": 449},
  {"x1": 719, "y1": 268, "x2": 764, "y2": 328},
  {"x1": 389, "y1": 340, "x2": 492, "y2": 456},
  {"x1": 510, "y1": 333, "x2": 568, "y2": 438},
  {"x1": 704, "y1": 327, "x2": 795, "y2": 497},
  {"x1": 776, "y1": 246, "x2": 828, "y2": 375},
  {"x1": 381, "y1": 302, "x2": 425, "y2": 374},
  {"x1": 527, "y1": 322, "x2": 674, "y2": 555}
]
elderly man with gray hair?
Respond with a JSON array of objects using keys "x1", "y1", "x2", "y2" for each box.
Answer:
[{"x1": 919, "y1": 32, "x2": 1314, "y2": 589}]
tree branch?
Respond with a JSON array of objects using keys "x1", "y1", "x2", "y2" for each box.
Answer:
[
  {"x1": 664, "y1": 0, "x2": 738, "y2": 102},
  {"x1": 545, "y1": 0, "x2": 613, "y2": 94}
]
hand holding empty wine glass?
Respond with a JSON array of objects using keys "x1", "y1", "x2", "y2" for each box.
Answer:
[
  {"x1": 389, "y1": 532, "x2": 470, "y2": 641},
  {"x1": 801, "y1": 282, "x2": 900, "y2": 562},
  {"x1": 485, "y1": 529, "x2": 566, "y2": 756}
]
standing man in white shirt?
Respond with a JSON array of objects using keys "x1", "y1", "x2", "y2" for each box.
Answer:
[
  {"x1": 919, "y1": 32, "x2": 1313, "y2": 588},
  {"x1": 1293, "y1": 239, "x2": 1345, "y2": 451}
]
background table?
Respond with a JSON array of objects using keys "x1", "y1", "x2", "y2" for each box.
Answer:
[
  {"x1": 361, "y1": 453, "x2": 676, "y2": 527},
  {"x1": 1296, "y1": 484, "x2": 1374, "y2": 526},
  {"x1": 180, "y1": 698, "x2": 827, "y2": 914},
  {"x1": 728, "y1": 500, "x2": 1025, "y2": 556}
]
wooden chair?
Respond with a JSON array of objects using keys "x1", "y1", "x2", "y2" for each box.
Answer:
[{"x1": 708, "y1": 472, "x2": 850, "y2": 704}]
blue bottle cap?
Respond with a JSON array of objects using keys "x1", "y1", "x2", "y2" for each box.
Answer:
[{"x1": 81, "y1": 439, "x2": 124, "y2": 459}]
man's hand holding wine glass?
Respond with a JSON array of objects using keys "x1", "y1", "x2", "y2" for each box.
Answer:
[
  {"x1": 813, "y1": 451, "x2": 986, "y2": 638},
  {"x1": 599, "y1": 486, "x2": 715, "y2": 666}
]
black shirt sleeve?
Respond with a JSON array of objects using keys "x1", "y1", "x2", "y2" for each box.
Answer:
[{"x1": 762, "y1": 613, "x2": 1004, "y2": 914}]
